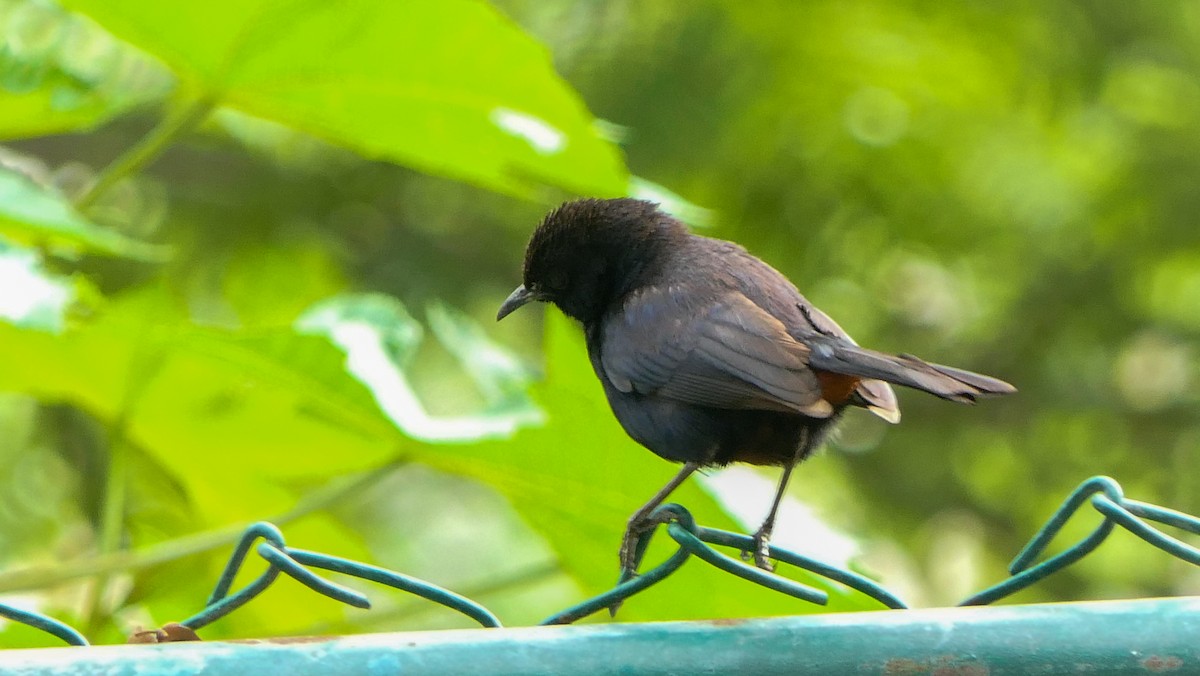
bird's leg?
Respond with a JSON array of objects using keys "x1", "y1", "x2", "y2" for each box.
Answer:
[
  {"x1": 619, "y1": 461, "x2": 701, "y2": 575},
  {"x1": 748, "y1": 462, "x2": 795, "y2": 572},
  {"x1": 748, "y1": 428, "x2": 810, "y2": 572}
]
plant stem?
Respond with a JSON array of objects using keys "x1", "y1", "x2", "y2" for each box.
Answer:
[
  {"x1": 96, "y1": 442, "x2": 129, "y2": 560},
  {"x1": 74, "y1": 97, "x2": 215, "y2": 212}
]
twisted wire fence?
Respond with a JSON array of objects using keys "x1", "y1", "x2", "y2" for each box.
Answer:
[{"x1": 3, "y1": 475, "x2": 1198, "y2": 647}]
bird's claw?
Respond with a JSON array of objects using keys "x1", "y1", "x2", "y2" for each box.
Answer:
[
  {"x1": 618, "y1": 535, "x2": 639, "y2": 578},
  {"x1": 618, "y1": 518, "x2": 654, "y2": 577},
  {"x1": 748, "y1": 527, "x2": 775, "y2": 572},
  {"x1": 612, "y1": 517, "x2": 659, "y2": 617}
]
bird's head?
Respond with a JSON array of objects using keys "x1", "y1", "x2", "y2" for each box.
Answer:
[{"x1": 497, "y1": 198, "x2": 685, "y2": 324}]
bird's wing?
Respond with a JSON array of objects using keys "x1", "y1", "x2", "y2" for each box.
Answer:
[{"x1": 600, "y1": 288, "x2": 834, "y2": 418}]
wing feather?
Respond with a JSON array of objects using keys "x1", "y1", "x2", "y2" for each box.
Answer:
[{"x1": 601, "y1": 289, "x2": 833, "y2": 417}]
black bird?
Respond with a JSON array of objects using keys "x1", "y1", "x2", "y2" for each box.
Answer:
[{"x1": 497, "y1": 198, "x2": 1014, "y2": 575}]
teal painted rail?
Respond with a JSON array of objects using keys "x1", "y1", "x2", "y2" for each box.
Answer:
[{"x1": 3, "y1": 597, "x2": 1197, "y2": 675}]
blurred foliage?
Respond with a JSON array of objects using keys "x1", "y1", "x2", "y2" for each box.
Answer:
[{"x1": 0, "y1": 0, "x2": 1197, "y2": 646}]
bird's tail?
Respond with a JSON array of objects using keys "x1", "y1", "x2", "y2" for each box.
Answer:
[{"x1": 806, "y1": 339, "x2": 1015, "y2": 403}]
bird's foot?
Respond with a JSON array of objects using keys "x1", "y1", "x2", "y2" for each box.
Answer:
[
  {"x1": 612, "y1": 516, "x2": 663, "y2": 618},
  {"x1": 745, "y1": 526, "x2": 775, "y2": 572},
  {"x1": 618, "y1": 517, "x2": 654, "y2": 578},
  {"x1": 618, "y1": 508, "x2": 678, "y2": 576}
]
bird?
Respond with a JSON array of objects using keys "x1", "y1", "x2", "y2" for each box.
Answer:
[{"x1": 496, "y1": 197, "x2": 1015, "y2": 577}]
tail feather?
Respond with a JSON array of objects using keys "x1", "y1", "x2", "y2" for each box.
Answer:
[
  {"x1": 808, "y1": 340, "x2": 1015, "y2": 403},
  {"x1": 906, "y1": 356, "x2": 1017, "y2": 396}
]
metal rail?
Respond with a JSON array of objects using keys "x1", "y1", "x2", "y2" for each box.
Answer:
[{"x1": 3, "y1": 597, "x2": 1196, "y2": 675}]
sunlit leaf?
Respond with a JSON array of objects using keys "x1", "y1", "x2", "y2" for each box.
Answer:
[
  {"x1": 59, "y1": 0, "x2": 629, "y2": 197},
  {"x1": 298, "y1": 294, "x2": 542, "y2": 442}
]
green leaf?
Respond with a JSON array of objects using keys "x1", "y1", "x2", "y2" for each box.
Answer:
[
  {"x1": 60, "y1": 0, "x2": 628, "y2": 197},
  {"x1": 0, "y1": 291, "x2": 398, "y2": 524},
  {"x1": 0, "y1": 166, "x2": 167, "y2": 260},
  {"x1": 0, "y1": 288, "x2": 545, "y2": 524}
]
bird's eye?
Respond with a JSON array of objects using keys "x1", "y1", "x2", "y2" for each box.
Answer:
[{"x1": 546, "y1": 269, "x2": 569, "y2": 291}]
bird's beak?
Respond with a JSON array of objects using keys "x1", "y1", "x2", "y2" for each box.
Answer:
[{"x1": 496, "y1": 284, "x2": 538, "y2": 321}]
